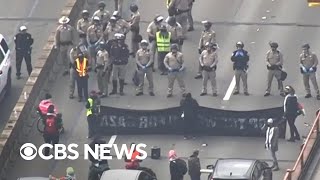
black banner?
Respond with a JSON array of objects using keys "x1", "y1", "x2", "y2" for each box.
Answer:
[{"x1": 95, "y1": 106, "x2": 286, "y2": 138}]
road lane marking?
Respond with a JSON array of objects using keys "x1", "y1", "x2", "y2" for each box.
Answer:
[
  {"x1": 108, "y1": 135, "x2": 117, "y2": 145},
  {"x1": 223, "y1": 76, "x2": 236, "y2": 101}
]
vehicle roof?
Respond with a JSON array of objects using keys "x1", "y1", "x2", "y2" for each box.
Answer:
[
  {"x1": 18, "y1": 177, "x2": 49, "y2": 180},
  {"x1": 100, "y1": 169, "x2": 142, "y2": 180},
  {"x1": 212, "y1": 159, "x2": 257, "y2": 179}
]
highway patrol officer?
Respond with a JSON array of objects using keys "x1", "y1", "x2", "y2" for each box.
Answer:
[
  {"x1": 14, "y1": 25, "x2": 34, "y2": 79},
  {"x1": 167, "y1": 0, "x2": 190, "y2": 38},
  {"x1": 69, "y1": 42, "x2": 88, "y2": 99},
  {"x1": 129, "y1": 4, "x2": 141, "y2": 57},
  {"x1": 156, "y1": 25, "x2": 172, "y2": 75},
  {"x1": 55, "y1": 16, "x2": 76, "y2": 76},
  {"x1": 195, "y1": 20, "x2": 216, "y2": 79},
  {"x1": 92, "y1": 1, "x2": 111, "y2": 30},
  {"x1": 77, "y1": 10, "x2": 91, "y2": 46},
  {"x1": 265, "y1": 42, "x2": 285, "y2": 97},
  {"x1": 199, "y1": 42, "x2": 218, "y2": 97},
  {"x1": 231, "y1": 41, "x2": 249, "y2": 96},
  {"x1": 104, "y1": 16, "x2": 122, "y2": 42},
  {"x1": 164, "y1": 44, "x2": 186, "y2": 97},
  {"x1": 299, "y1": 43, "x2": 320, "y2": 100},
  {"x1": 96, "y1": 41, "x2": 110, "y2": 98},
  {"x1": 147, "y1": 15, "x2": 164, "y2": 71},
  {"x1": 86, "y1": 91, "x2": 101, "y2": 138},
  {"x1": 136, "y1": 40, "x2": 155, "y2": 96},
  {"x1": 87, "y1": 16, "x2": 104, "y2": 67},
  {"x1": 109, "y1": 33, "x2": 129, "y2": 96},
  {"x1": 166, "y1": 16, "x2": 183, "y2": 51},
  {"x1": 73, "y1": 52, "x2": 89, "y2": 102},
  {"x1": 113, "y1": 11, "x2": 131, "y2": 36}
]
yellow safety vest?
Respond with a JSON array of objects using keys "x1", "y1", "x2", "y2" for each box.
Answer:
[
  {"x1": 76, "y1": 58, "x2": 88, "y2": 77},
  {"x1": 156, "y1": 32, "x2": 171, "y2": 52},
  {"x1": 86, "y1": 98, "x2": 93, "y2": 116}
]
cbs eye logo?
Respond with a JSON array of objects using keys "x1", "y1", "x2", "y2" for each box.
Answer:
[{"x1": 20, "y1": 143, "x2": 37, "y2": 160}]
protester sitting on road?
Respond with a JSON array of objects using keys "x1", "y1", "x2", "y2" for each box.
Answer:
[{"x1": 49, "y1": 167, "x2": 76, "y2": 180}]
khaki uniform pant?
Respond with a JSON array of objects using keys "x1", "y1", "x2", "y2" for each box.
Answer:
[
  {"x1": 97, "y1": 69, "x2": 109, "y2": 95},
  {"x1": 69, "y1": 68, "x2": 77, "y2": 96},
  {"x1": 150, "y1": 41, "x2": 157, "y2": 68},
  {"x1": 59, "y1": 45, "x2": 71, "y2": 71},
  {"x1": 235, "y1": 70, "x2": 248, "y2": 93},
  {"x1": 303, "y1": 72, "x2": 320, "y2": 95},
  {"x1": 112, "y1": 64, "x2": 126, "y2": 80},
  {"x1": 168, "y1": 71, "x2": 186, "y2": 95},
  {"x1": 266, "y1": 70, "x2": 283, "y2": 93},
  {"x1": 202, "y1": 70, "x2": 217, "y2": 94},
  {"x1": 137, "y1": 68, "x2": 154, "y2": 93},
  {"x1": 175, "y1": 12, "x2": 188, "y2": 38}
]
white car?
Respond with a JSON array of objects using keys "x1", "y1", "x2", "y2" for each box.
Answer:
[{"x1": 0, "y1": 34, "x2": 11, "y2": 101}]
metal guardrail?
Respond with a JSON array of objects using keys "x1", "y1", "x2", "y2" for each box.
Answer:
[{"x1": 283, "y1": 112, "x2": 320, "y2": 180}]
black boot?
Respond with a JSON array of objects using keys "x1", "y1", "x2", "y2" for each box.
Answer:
[
  {"x1": 109, "y1": 80, "x2": 117, "y2": 95},
  {"x1": 119, "y1": 79, "x2": 125, "y2": 96}
]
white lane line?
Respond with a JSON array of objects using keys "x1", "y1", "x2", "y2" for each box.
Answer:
[
  {"x1": 223, "y1": 76, "x2": 236, "y2": 101},
  {"x1": 108, "y1": 135, "x2": 117, "y2": 145}
]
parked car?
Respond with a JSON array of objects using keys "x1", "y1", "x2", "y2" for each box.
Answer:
[
  {"x1": 17, "y1": 178, "x2": 48, "y2": 180},
  {"x1": 0, "y1": 34, "x2": 12, "y2": 102},
  {"x1": 201, "y1": 158, "x2": 273, "y2": 180},
  {"x1": 100, "y1": 169, "x2": 156, "y2": 180}
]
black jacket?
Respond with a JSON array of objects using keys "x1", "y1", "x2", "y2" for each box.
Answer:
[
  {"x1": 170, "y1": 160, "x2": 183, "y2": 180},
  {"x1": 180, "y1": 97, "x2": 199, "y2": 120},
  {"x1": 284, "y1": 94, "x2": 299, "y2": 117},
  {"x1": 88, "y1": 139, "x2": 109, "y2": 166},
  {"x1": 231, "y1": 49, "x2": 249, "y2": 70},
  {"x1": 14, "y1": 32, "x2": 33, "y2": 51},
  {"x1": 110, "y1": 43, "x2": 130, "y2": 65}
]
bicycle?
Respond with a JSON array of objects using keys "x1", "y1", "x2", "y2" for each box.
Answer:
[{"x1": 36, "y1": 111, "x2": 65, "y2": 134}]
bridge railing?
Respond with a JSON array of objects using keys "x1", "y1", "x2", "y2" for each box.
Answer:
[{"x1": 283, "y1": 112, "x2": 320, "y2": 180}]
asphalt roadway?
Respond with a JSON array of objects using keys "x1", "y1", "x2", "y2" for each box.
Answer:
[
  {"x1": 0, "y1": 0, "x2": 67, "y2": 131},
  {"x1": 5, "y1": 0, "x2": 320, "y2": 179}
]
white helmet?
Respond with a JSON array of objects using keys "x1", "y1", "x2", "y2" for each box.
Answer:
[{"x1": 19, "y1": 26, "x2": 27, "y2": 31}]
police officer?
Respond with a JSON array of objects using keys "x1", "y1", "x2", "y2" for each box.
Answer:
[
  {"x1": 199, "y1": 42, "x2": 218, "y2": 97},
  {"x1": 166, "y1": 16, "x2": 183, "y2": 51},
  {"x1": 55, "y1": 16, "x2": 76, "y2": 76},
  {"x1": 164, "y1": 44, "x2": 186, "y2": 97},
  {"x1": 109, "y1": 33, "x2": 129, "y2": 96},
  {"x1": 86, "y1": 91, "x2": 101, "y2": 138},
  {"x1": 77, "y1": 10, "x2": 91, "y2": 46},
  {"x1": 93, "y1": 1, "x2": 111, "y2": 30},
  {"x1": 265, "y1": 42, "x2": 285, "y2": 97},
  {"x1": 113, "y1": 11, "x2": 130, "y2": 36},
  {"x1": 147, "y1": 15, "x2": 164, "y2": 71},
  {"x1": 156, "y1": 25, "x2": 172, "y2": 75},
  {"x1": 96, "y1": 41, "x2": 110, "y2": 98},
  {"x1": 73, "y1": 52, "x2": 89, "y2": 102},
  {"x1": 231, "y1": 41, "x2": 249, "y2": 96},
  {"x1": 299, "y1": 43, "x2": 320, "y2": 100},
  {"x1": 196, "y1": 20, "x2": 216, "y2": 79},
  {"x1": 167, "y1": 0, "x2": 190, "y2": 38},
  {"x1": 129, "y1": 4, "x2": 141, "y2": 57},
  {"x1": 87, "y1": 16, "x2": 104, "y2": 68},
  {"x1": 14, "y1": 25, "x2": 34, "y2": 79},
  {"x1": 136, "y1": 40, "x2": 155, "y2": 96},
  {"x1": 69, "y1": 42, "x2": 88, "y2": 99},
  {"x1": 104, "y1": 16, "x2": 122, "y2": 42}
]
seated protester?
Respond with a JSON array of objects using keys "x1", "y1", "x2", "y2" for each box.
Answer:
[
  {"x1": 49, "y1": 167, "x2": 76, "y2": 180},
  {"x1": 125, "y1": 142, "x2": 142, "y2": 169},
  {"x1": 43, "y1": 105, "x2": 62, "y2": 156},
  {"x1": 88, "y1": 136, "x2": 110, "y2": 180},
  {"x1": 38, "y1": 93, "x2": 58, "y2": 119}
]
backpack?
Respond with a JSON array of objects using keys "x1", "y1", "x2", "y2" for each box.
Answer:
[
  {"x1": 45, "y1": 116, "x2": 58, "y2": 134},
  {"x1": 175, "y1": 158, "x2": 187, "y2": 175}
]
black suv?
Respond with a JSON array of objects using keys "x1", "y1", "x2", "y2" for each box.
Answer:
[{"x1": 202, "y1": 158, "x2": 273, "y2": 180}]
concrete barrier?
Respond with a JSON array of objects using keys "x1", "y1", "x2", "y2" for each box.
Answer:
[{"x1": 0, "y1": 0, "x2": 85, "y2": 179}]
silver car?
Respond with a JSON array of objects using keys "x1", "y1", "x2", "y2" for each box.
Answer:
[{"x1": 100, "y1": 169, "x2": 155, "y2": 180}]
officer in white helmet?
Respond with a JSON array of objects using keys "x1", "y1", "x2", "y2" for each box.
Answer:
[
  {"x1": 87, "y1": 16, "x2": 104, "y2": 68},
  {"x1": 14, "y1": 25, "x2": 34, "y2": 79},
  {"x1": 55, "y1": 16, "x2": 76, "y2": 76},
  {"x1": 135, "y1": 40, "x2": 155, "y2": 96}
]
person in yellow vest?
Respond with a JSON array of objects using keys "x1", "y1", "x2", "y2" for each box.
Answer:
[
  {"x1": 164, "y1": 44, "x2": 186, "y2": 97},
  {"x1": 73, "y1": 52, "x2": 89, "y2": 102},
  {"x1": 156, "y1": 25, "x2": 172, "y2": 75},
  {"x1": 86, "y1": 91, "x2": 100, "y2": 138}
]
